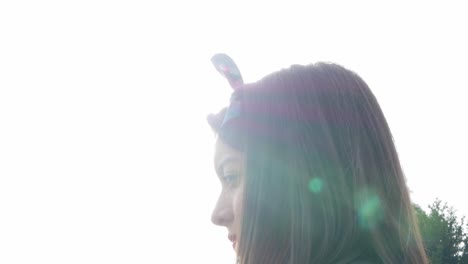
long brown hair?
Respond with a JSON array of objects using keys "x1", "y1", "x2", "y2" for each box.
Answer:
[{"x1": 208, "y1": 63, "x2": 428, "y2": 263}]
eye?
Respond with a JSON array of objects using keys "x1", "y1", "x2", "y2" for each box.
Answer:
[{"x1": 222, "y1": 173, "x2": 239, "y2": 188}]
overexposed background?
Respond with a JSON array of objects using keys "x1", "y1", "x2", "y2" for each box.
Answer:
[{"x1": 0, "y1": 1, "x2": 467, "y2": 263}]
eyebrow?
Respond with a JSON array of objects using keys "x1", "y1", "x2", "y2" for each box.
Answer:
[{"x1": 215, "y1": 156, "x2": 239, "y2": 175}]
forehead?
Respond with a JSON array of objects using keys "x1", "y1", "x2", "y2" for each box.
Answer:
[{"x1": 214, "y1": 138, "x2": 243, "y2": 169}]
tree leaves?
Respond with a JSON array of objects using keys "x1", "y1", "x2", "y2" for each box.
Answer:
[{"x1": 415, "y1": 199, "x2": 468, "y2": 264}]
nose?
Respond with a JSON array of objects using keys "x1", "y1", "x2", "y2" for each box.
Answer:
[{"x1": 211, "y1": 192, "x2": 233, "y2": 227}]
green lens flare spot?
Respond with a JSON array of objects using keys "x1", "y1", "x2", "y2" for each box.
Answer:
[
  {"x1": 308, "y1": 178, "x2": 324, "y2": 193},
  {"x1": 360, "y1": 196, "x2": 380, "y2": 217},
  {"x1": 355, "y1": 191, "x2": 384, "y2": 230}
]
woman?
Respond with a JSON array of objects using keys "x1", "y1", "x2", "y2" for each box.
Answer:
[{"x1": 207, "y1": 54, "x2": 428, "y2": 263}]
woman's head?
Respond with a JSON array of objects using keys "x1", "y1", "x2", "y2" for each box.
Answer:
[{"x1": 208, "y1": 60, "x2": 428, "y2": 263}]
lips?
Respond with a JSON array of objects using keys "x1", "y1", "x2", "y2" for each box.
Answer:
[{"x1": 228, "y1": 234, "x2": 237, "y2": 249}]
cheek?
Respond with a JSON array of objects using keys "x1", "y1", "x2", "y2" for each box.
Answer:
[{"x1": 232, "y1": 185, "x2": 244, "y2": 222}]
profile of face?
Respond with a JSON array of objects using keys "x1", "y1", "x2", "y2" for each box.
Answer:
[{"x1": 211, "y1": 138, "x2": 244, "y2": 251}]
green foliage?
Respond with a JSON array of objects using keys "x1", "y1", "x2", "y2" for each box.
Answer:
[{"x1": 414, "y1": 199, "x2": 468, "y2": 264}]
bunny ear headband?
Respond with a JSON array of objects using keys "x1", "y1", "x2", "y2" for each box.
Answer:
[
  {"x1": 211, "y1": 53, "x2": 244, "y2": 90},
  {"x1": 210, "y1": 53, "x2": 244, "y2": 128}
]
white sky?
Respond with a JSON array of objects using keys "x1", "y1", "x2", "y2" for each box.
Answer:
[{"x1": 1, "y1": 1, "x2": 467, "y2": 263}]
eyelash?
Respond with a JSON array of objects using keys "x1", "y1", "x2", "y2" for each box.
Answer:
[{"x1": 222, "y1": 173, "x2": 239, "y2": 187}]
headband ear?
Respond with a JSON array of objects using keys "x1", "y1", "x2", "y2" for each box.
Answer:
[{"x1": 211, "y1": 53, "x2": 244, "y2": 90}]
